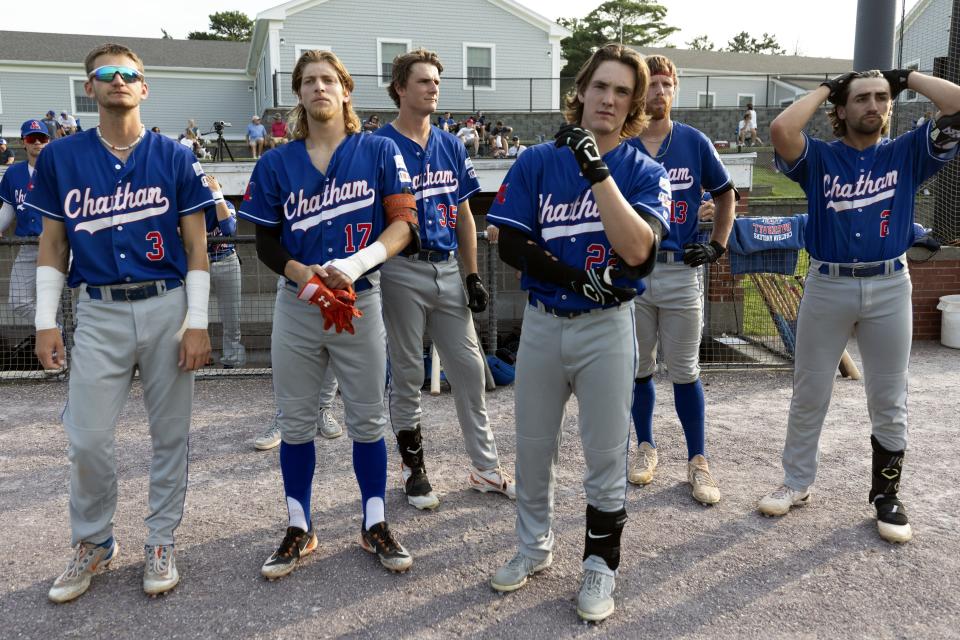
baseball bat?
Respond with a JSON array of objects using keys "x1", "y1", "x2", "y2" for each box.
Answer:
[
  {"x1": 838, "y1": 351, "x2": 862, "y2": 380},
  {"x1": 430, "y1": 343, "x2": 441, "y2": 395}
]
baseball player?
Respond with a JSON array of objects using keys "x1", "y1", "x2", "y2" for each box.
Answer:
[
  {"x1": 758, "y1": 69, "x2": 960, "y2": 544},
  {"x1": 623, "y1": 55, "x2": 736, "y2": 505},
  {"x1": 239, "y1": 49, "x2": 418, "y2": 578},
  {"x1": 376, "y1": 48, "x2": 514, "y2": 511},
  {"x1": 203, "y1": 175, "x2": 246, "y2": 369},
  {"x1": 486, "y1": 44, "x2": 670, "y2": 622},
  {"x1": 0, "y1": 120, "x2": 52, "y2": 327},
  {"x1": 29, "y1": 43, "x2": 213, "y2": 602}
]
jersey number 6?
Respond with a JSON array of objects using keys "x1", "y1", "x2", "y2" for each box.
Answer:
[{"x1": 145, "y1": 231, "x2": 164, "y2": 261}]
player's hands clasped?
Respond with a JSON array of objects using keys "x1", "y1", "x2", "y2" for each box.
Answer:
[
  {"x1": 683, "y1": 240, "x2": 726, "y2": 267},
  {"x1": 881, "y1": 69, "x2": 914, "y2": 100},
  {"x1": 554, "y1": 124, "x2": 610, "y2": 185},
  {"x1": 571, "y1": 265, "x2": 637, "y2": 306},
  {"x1": 465, "y1": 273, "x2": 489, "y2": 313},
  {"x1": 820, "y1": 72, "x2": 857, "y2": 103}
]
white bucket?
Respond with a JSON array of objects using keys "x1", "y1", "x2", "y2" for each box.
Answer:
[{"x1": 937, "y1": 294, "x2": 960, "y2": 349}]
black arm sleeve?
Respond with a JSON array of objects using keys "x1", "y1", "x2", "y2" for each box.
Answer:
[
  {"x1": 611, "y1": 209, "x2": 662, "y2": 280},
  {"x1": 708, "y1": 181, "x2": 739, "y2": 201},
  {"x1": 255, "y1": 224, "x2": 295, "y2": 277},
  {"x1": 497, "y1": 225, "x2": 585, "y2": 286}
]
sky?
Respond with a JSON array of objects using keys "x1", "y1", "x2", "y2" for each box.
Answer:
[{"x1": 3, "y1": 0, "x2": 921, "y2": 61}]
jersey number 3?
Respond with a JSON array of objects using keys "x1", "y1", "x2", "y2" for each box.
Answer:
[{"x1": 145, "y1": 231, "x2": 164, "y2": 261}]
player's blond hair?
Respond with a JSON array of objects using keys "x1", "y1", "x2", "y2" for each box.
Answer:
[
  {"x1": 84, "y1": 43, "x2": 145, "y2": 74},
  {"x1": 389, "y1": 49, "x2": 444, "y2": 108},
  {"x1": 563, "y1": 43, "x2": 650, "y2": 139},
  {"x1": 290, "y1": 50, "x2": 361, "y2": 139},
  {"x1": 827, "y1": 70, "x2": 892, "y2": 138}
]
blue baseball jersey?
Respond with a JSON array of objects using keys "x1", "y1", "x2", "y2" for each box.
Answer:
[
  {"x1": 626, "y1": 122, "x2": 731, "y2": 253},
  {"x1": 775, "y1": 121, "x2": 957, "y2": 262},
  {"x1": 0, "y1": 162, "x2": 43, "y2": 236},
  {"x1": 24, "y1": 129, "x2": 214, "y2": 288},
  {"x1": 375, "y1": 124, "x2": 480, "y2": 252},
  {"x1": 205, "y1": 200, "x2": 237, "y2": 261},
  {"x1": 487, "y1": 141, "x2": 671, "y2": 312},
  {"x1": 238, "y1": 135, "x2": 411, "y2": 267}
]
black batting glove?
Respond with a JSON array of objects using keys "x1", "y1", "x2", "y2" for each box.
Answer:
[
  {"x1": 881, "y1": 69, "x2": 914, "y2": 100},
  {"x1": 683, "y1": 240, "x2": 726, "y2": 267},
  {"x1": 930, "y1": 112, "x2": 960, "y2": 154},
  {"x1": 554, "y1": 124, "x2": 610, "y2": 185},
  {"x1": 465, "y1": 273, "x2": 489, "y2": 313},
  {"x1": 820, "y1": 72, "x2": 856, "y2": 103},
  {"x1": 570, "y1": 265, "x2": 636, "y2": 306}
]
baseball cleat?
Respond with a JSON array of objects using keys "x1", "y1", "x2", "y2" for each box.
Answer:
[
  {"x1": 490, "y1": 552, "x2": 552, "y2": 592},
  {"x1": 48, "y1": 538, "x2": 118, "y2": 604},
  {"x1": 468, "y1": 466, "x2": 516, "y2": 499},
  {"x1": 261, "y1": 526, "x2": 318, "y2": 580},
  {"x1": 758, "y1": 484, "x2": 811, "y2": 516},
  {"x1": 577, "y1": 556, "x2": 616, "y2": 622},
  {"x1": 875, "y1": 496, "x2": 913, "y2": 543},
  {"x1": 401, "y1": 462, "x2": 440, "y2": 510},
  {"x1": 360, "y1": 522, "x2": 412, "y2": 572},
  {"x1": 143, "y1": 544, "x2": 179, "y2": 596},
  {"x1": 628, "y1": 442, "x2": 658, "y2": 486},
  {"x1": 317, "y1": 408, "x2": 343, "y2": 439},
  {"x1": 254, "y1": 422, "x2": 281, "y2": 451},
  {"x1": 688, "y1": 455, "x2": 721, "y2": 505}
]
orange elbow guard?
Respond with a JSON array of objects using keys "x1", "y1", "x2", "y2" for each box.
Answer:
[{"x1": 384, "y1": 193, "x2": 418, "y2": 225}]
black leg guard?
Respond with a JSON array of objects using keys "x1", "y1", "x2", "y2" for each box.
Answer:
[
  {"x1": 396, "y1": 425, "x2": 427, "y2": 472},
  {"x1": 870, "y1": 435, "x2": 908, "y2": 526},
  {"x1": 583, "y1": 505, "x2": 628, "y2": 570}
]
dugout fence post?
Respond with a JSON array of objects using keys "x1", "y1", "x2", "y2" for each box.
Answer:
[{"x1": 485, "y1": 232, "x2": 499, "y2": 356}]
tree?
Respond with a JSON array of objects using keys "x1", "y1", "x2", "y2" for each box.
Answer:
[
  {"x1": 559, "y1": 1, "x2": 679, "y2": 77},
  {"x1": 187, "y1": 10, "x2": 253, "y2": 41},
  {"x1": 725, "y1": 31, "x2": 786, "y2": 55},
  {"x1": 160, "y1": 28, "x2": 172, "y2": 40},
  {"x1": 686, "y1": 34, "x2": 715, "y2": 51}
]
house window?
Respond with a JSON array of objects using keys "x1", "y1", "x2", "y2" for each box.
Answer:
[
  {"x1": 72, "y1": 79, "x2": 98, "y2": 114},
  {"x1": 378, "y1": 39, "x2": 411, "y2": 86},
  {"x1": 295, "y1": 44, "x2": 331, "y2": 61},
  {"x1": 738, "y1": 94, "x2": 755, "y2": 108},
  {"x1": 902, "y1": 60, "x2": 920, "y2": 101},
  {"x1": 464, "y1": 43, "x2": 495, "y2": 90},
  {"x1": 697, "y1": 92, "x2": 716, "y2": 108}
]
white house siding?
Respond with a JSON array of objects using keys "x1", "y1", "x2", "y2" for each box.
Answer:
[
  {"x1": 273, "y1": 0, "x2": 557, "y2": 111},
  {"x1": 256, "y1": 47, "x2": 272, "y2": 114},
  {"x1": 0, "y1": 70, "x2": 73, "y2": 134},
  {"x1": 896, "y1": 0, "x2": 950, "y2": 75},
  {"x1": 677, "y1": 76, "x2": 783, "y2": 108}
]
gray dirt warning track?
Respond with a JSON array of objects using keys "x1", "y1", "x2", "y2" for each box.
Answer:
[{"x1": 0, "y1": 340, "x2": 958, "y2": 639}]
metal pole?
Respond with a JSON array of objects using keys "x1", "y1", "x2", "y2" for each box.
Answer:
[
  {"x1": 529, "y1": 78, "x2": 533, "y2": 112},
  {"x1": 853, "y1": 0, "x2": 896, "y2": 71},
  {"x1": 472, "y1": 83, "x2": 476, "y2": 113},
  {"x1": 486, "y1": 236, "x2": 499, "y2": 356},
  {"x1": 705, "y1": 76, "x2": 710, "y2": 107},
  {"x1": 765, "y1": 74, "x2": 770, "y2": 106}
]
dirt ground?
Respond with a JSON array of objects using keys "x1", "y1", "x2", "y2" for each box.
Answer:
[{"x1": 1, "y1": 339, "x2": 958, "y2": 639}]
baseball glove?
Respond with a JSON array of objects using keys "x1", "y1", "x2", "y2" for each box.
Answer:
[{"x1": 297, "y1": 275, "x2": 363, "y2": 334}]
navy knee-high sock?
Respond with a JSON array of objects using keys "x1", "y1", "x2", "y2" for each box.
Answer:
[
  {"x1": 631, "y1": 377, "x2": 656, "y2": 448},
  {"x1": 353, "y1": 438, "x2": 387, "y2": 530},
  {"x1": 280, "y1": 441, "x2": 316, "y2": 531},
  {"x1": 674, "y1": 380, "x2": 706, "y2": 460}
]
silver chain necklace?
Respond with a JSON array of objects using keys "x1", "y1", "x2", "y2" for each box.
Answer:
[{"x1": 96, "y1": 125, "x2": 145, "y2": 152}]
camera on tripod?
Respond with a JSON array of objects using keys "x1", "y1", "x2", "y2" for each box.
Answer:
[{"x1": 213, "y1": 121, "x2": 232, "y2": 134}]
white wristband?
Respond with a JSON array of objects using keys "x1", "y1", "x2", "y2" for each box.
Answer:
[
  {"x1": 35, "y1": 266, "x2": 66, "y2": 330},
  {"x1": 211, "y1": 190, "x2": 225, "y2": 203},
  {"x1": 324, "y1": 241, "x2": 388, "y2": 284},
  {"x1": 185, "y1": 270, "x2": 210, "y2": 329}
]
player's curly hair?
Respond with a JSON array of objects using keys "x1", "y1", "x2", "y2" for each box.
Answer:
[
  {"x1": 84, "y1": 43, "x2": 144, "y2": 74},
  {"x1": 389, "y1": 49, "x2": 444, "y2": 108},
  {"x1": 563, "y1": 43, "x2": 650, "y2": 139},
  {"x1": 290, "y1": 50, "x2": 361, "y2": 139},
  {"x1": 827, "y1": 69, "x2": 892, "y2": 138}
]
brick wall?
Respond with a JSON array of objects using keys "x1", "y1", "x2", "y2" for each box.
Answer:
[{"x1": 908, "y1": 246, "x2": 960, "y2": 340}]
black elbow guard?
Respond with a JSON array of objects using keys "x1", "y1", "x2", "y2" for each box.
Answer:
[{"x1": 400, "y1": 221, "x2": 422, "y2": 256}]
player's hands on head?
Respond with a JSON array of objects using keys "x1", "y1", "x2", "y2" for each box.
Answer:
[
  {"x1": 465, "y1": 273, "x2": 489, "y2": 313},
  {"x1": 571, "y1": 265, "x2": 636, "y2": 306},
  {"x1": 554, "y1": 124, "x2": 610, "y2": 185},
  {"x1": 35, "y1": 328, "x2": 66, "y2": 372},
  {"x1": 683, "y1": 240, "x2": 726, "y2": 267},
  {"x1": 820, "y1": 72, "x2": 856, "y2": 103},
  {"x1": 881, "y1": 69, "x2": 914, "y2": 100},
  {"x1": 179, "y1": 328, "x2": 211, "y2": 371}
]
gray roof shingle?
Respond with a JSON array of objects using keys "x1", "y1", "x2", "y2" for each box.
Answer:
[
  {"x1": 634, "y1": 46, "x2": 852, "y2": 75},
  {"x1": 0, "y1": 30, "x2": 249, "y2": 70}
]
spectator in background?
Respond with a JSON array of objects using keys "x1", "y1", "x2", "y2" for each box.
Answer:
[
  {"x1": 487, "y1": 120, "x2": 513, "y2": 158},
  {"x1": 456, "y1": 118, "x2": 480, "y2": 156},
  {"x1": 58, "y1": 111, "x2": 78, "y2": 135},
  {"x1": 185, "y1": 119, "x2": 200, "y2": 138},
  {"x1": 362, "y1": 114, "x2": 381, "y2": 134},
  {"x1": 507, "y1": 135, "x2": 526, "y2": 158},
  {"x1": 0, "y1": 139, "x2": 14, "y2": 165},
  {"x1": 246, "y1": 115, "x2": 266, "y2": 159},
  {"x1": 41, "y1": 111, "x2": 63, "y2": 139},
  {"x1": 203, "y1": 175, "x2": 246, "y2": 369},
  {"x1": 915, "y1": 110, "x2": 934, "y2": 128},
  {"x1": 737, "y1": 112, "x2": 762, "y2": 147},
  {"x1": 180, "y1": 128, "x2": 206, "y2": 159},
  {"x1": 474, "y1": 111, "x2": 487, "y2": 139},
  {"x1": 151, "y1": 126, "x2": 162, "y2": 134},
  {"x1": 745, "y1": 102, "x2": 758, "y2": 135},
  {"x1": 269, "y1": 113, "x2": 289, "y2": 147},
  {"x1": 437, "y1": 111, "x2": 455, "y2": 132}
]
